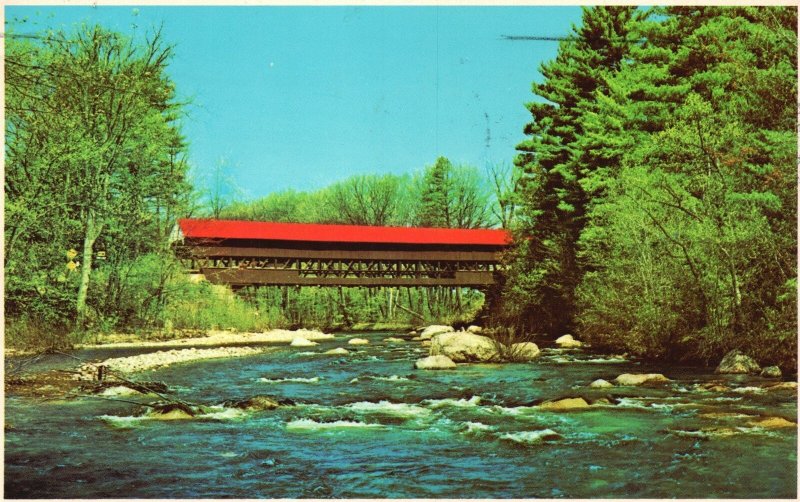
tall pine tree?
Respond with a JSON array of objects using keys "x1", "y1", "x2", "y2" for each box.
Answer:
[{"x1": 504, "y1": 6, "x2": 638, "y2": 335}]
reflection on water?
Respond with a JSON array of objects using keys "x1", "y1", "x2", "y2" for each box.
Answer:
[{"x1": 5, "y1": 332, "x2": 797, "y2": 498}]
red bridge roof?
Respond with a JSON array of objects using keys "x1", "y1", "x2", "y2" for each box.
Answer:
[{"x1": 178, "y1": 218, "x2": 511, "y2": 246}]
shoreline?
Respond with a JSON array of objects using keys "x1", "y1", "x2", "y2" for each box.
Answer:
[
  {"x1": 5, "y1": 328, "x2": 339, "y2": 399},
  {"x1": 73, "y1": 328, "x2": 336, "y2": 350}
]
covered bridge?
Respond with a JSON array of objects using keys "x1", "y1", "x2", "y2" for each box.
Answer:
[{"x1": 174, "y1": 218, "x2": 511, "y2": 288}]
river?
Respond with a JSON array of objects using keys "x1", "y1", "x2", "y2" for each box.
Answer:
[{"x1": 4, "y1": 331, "x2": 797, "y2": 498}]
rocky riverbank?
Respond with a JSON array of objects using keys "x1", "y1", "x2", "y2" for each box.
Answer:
[
  {"x1": 74, "y1": 328, "x2": 335, "y2": 350},
  {"x1": 6, "y1": 328, "x2": 338, "y2": 399}
]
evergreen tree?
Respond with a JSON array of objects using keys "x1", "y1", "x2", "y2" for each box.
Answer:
[
  {"x1": 506, "y1": 6, "x2": 638, "y2": 335},
  {"x1": 576, "y1": 7, "x2": 797, "y2": 367}
]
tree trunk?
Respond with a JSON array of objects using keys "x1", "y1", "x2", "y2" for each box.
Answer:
[{"x1": 76, "y1": 211, "x2": 103, "y2": 328}]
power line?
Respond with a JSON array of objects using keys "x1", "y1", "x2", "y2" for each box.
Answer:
[{"x1": 501, "y1": 35, "x2": 576, "y2": 42}]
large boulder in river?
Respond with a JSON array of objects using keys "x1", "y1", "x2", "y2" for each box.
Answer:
[
  {"x1": 231, "y1": 395, "x2": 282, "y2": 411},
  {"x1": 615, "y1": 373, "x2": 669, "y2": 386},
  {"x1": 418, "y1": 325, "x2": 455, "y2": 340},
  {"x1": 715, "y1": 350, "x2": 761, "y2": 375},
  {"x1": 508, "y1": 342, "x2": 541, "y2": 361},
  {"x1": 539, "y1": 397, "x2": 590, "y2": 411},
  {"x1": 765, "y1": 381, "x2": 797, "y2": 392},
  {"x1": 748, "y1": 416, "x2": 796, "y2": 429},
  {"x1": 415, "y1": 355, "x2": 457, "y2": 370},
  {"x1": 147, "y1": 402, "x2": 201, "y2": 420},
  {"x1": 290, "y1": 337, "x2": 318, "y2": 347},
  {"x1": 760, "y1": 366, "x2": 782, "y2": 378},
  {"x1": 348, "y1": 338, "x2": 369, "y2": 345},
  {"x1": 590, "y1": 379, "x2": 614, "y2": 389},
  {"x1": 555, "y1": 334, "x2": 582, "y2": 348},
  {"x1": 430, "y1": 331, "x2": 501, "y2": 363}
]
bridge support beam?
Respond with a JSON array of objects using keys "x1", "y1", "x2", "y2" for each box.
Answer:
[{"x1": 201, "y1": 267, "x2": 497, "y2": 288}]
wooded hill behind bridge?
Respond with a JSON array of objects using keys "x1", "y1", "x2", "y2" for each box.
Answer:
[{"x1": 174, "y1": 219, "x2": 512, "y2": 288}]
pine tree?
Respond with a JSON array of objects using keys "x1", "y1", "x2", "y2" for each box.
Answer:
[
  {"x1": 576, "y1": 6, "x2": 797, "y2": 367},
  {"x1": 506, "y1": 6, "x2": 638, "y2": 335}
]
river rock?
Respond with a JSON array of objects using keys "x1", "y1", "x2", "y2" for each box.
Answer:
[
  {"x1": 430, "y1": 331, "x2": 501, "y2": 363},
  {"x1": 539, "y1": 397, "x2": 590, "y2": 410},
  {"x1": 615, "y1": 373, "x2": 669, "y2": 386},
  {"x1": 348, "y1": 338, "x2": 369, "y2": 345},
  {"x1": 415, "y1": 355, "x2": 457, "y2": 370},
  {"x1": 383, "y1": 337, "x2": 405, "y2": 343},
  {"x1": 421, "y1": 340, "x2": 432, "y2": 347},
  {"x1": 418, "y1": 325, "x2": 455, "y2": 340},
  {"x1": 324, "y1": 347, "x2": 350, "y2": 355},
  {"x1": 466, "y1": 325, "x2": 482, "y2": 334},
  {"x1": 231, "y1": 395, "x2": 281, "y2": 411},
  {"x1": 590, "y1": 379, "x2": 614, "y2": 389},
  {"x1": 150, "y1": 409, "x2": 195, "y2": 420},
  {"x1": 555, "y1": 334, "x2": 582, "y2": 348},
  {"x1": 765, "y1": 381, "x2": 797, "y2": 392},
  {"x1": 290, "y1": 337, "x2": 318, "y2": 347},
  {"x1": 760, "y1": 366, "x2": 782, "y2": 378},
  {"x1": 509, "y1": 342, "x2": 540, "y2": 361},
  {"x1": 148, "y1": 402, "x2": 199, "y2": 420},
  {"x1": 698, "y1": 381, "x2": 731, "y2": 392},
  {"x1": 748, "y1": 416, "x2": 796, "y2": 428},
  {"x1": 715, "y1": 349, "x2": 761, "y2": 374}
]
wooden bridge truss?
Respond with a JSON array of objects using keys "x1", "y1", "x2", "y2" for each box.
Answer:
[
  {"x1": 174, "y1": 220, "x2": 511, "y2": 288},
  {"x1": 179, "y1": 248, "x2": 503, "y2": 287}
]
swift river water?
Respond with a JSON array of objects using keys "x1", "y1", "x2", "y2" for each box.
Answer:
[{"x1": 5, "y1": 331, "x2": 797, "y2": 498}]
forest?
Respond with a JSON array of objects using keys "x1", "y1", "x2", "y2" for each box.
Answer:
[{"x1": 5, "y1": 6, "x2": 797, "y2": 371}]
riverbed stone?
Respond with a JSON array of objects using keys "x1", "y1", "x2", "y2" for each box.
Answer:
[
  {"x1": 147, "y1": 402, "x2": 199, "y2": 420},
  {"x1": 466, "y1": 325, "x2": 482, "y2": 334},
  {"x1": 348, "y1": 338, "x2": 369, "y2": 345},
  {"x1": 290, "y1": 337, "x2": 318, "y2": 347},
  {"x1": 748, "y1": 416, "x2": 796, "y2": 428},
  {"x1": 150, "y1": 409, "x2": 195, "y2": 420},
  {"x1": 539, "y1": 397, "x2": 590, "y2": 410},
  {"x1": 232, "y1": 395, "x2": 281, "y2": 411},
  {"x1": 324, "y1": 347, "x2": 350, "y2": 355},
  {"x1": 760, "y1": 366, "x2": 782, "y2": 378},
  {"x1": 698, "y1": 381, "x2": 731, "y2": 392},
  {"x1": 429, "y1": 331, "x2": 501, "y2": 363},
  {"x1": 555, "y1": 334, "x2": 582, "y2": 348},
  {"x1": 715, "y1": 349, "x2": 761, "y2": 375},
  {"x1": 765, "y1": 381, "x2": 797, "y2": 392},
  {"x1": 418, "y1": 325, "x2": 455, "y2": 340},
  {"x1": 615, "y1": 373, "x2": 669, "y2": 386},
  {"x1": 415, "y1": 355, "x2": 457, "y2": 370},
  {"x1": 508, "y1": 342, "x2": 540, "y2": 361},
  {"x1": 383, "y1": 337, "x2": 405, "y2": 343},
  {"x1": 590, "y1": 379, "x2": 614, "y2": 389}
]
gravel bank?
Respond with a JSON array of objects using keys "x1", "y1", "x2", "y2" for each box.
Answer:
[
  {"x1": 79, "y1": 346, "x2": 272, "y2": 377},
  {"x1": 75, "y1": 328, "x2": 335, "y2": 350}
]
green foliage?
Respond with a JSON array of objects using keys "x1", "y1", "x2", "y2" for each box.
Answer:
[
  {"x1": 506, "y1": 6, "x2": 797, "y2": 370},
  {"x1": 415, "y1": 157, "x2": 491, "y2": 228},
  {"x1": 505, "y1": 6, "x2": 638, "y2": 336},
  {"x1": 163, "y1": 280, "x2": 276, "y2": 332},
  {"x1": 5, "y1": 23, "x2": 192, "y2": 347}
]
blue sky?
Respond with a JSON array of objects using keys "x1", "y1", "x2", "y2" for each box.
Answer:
[{"x1": 6, "y1": 6, "x2": 583, "y2": 200}]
